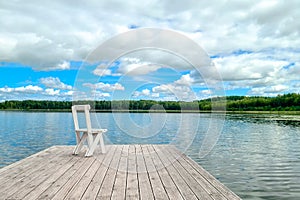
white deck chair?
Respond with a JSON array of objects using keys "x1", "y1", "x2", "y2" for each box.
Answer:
[{"x1": 71, "y1": 105, "x2": 107, "y2": 156}]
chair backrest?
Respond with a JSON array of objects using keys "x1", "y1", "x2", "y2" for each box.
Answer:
[{"x1": 71, "y1": 105, "x2": 92, "y2": 131}]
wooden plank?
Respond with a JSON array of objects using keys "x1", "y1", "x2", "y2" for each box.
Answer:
[
  {"x1": 51, "y1": 157, "x2": 96, "y2": 200},
  {"x1": 63, "y1": 149, "x2": 110, "y2": 199},
  {"x1": 96, "y1": 145, "x2": 123, "y2": 199},
  {"x1": 0, "y1": 152, "x2": 50, "y2": 186},
  {"x1": 0, "y1": 145, "x2": 241, "y2": 200},
  {"x1": 8, "y1": 153, "x2": 76, "y2": 199},
  {"x1": 78, "y1": 145, "x2": 117, "y2": 200},
  {"x1": 37, "y1": 148, "x2": 92, "y2": 199},
  {"x1": 164, "y1": 146, "x2": 227, "y2": 200},
  {"x1": 125, "y1": 145, "x2": 139, "y2": 199},
  {"x1": 169, "y1": 146, "x2": 241, "y2": 200},
  {"x1": 0, "y1": 146, "x2": 58, "y2": 175},
  {"x1": 111, "y1": 145, "x2": 129, "y2": 200},
  {"x1": 141, "y1": 145, "x2": 168, "y2": 199},
  {"x1": 0, "y1": 146, "x2": 63, "y2": 185},
  {"x1": 136, "y1": 145, "x2": 154, "y2": 200},
  {"x1": 157, "y1": 145, "x2": 214, "y2": 199},
  {"x1": 22, "y1": 154, "x2": 81, "y2": 199},
  {"x1": 155, "y1": 145, "x2": 198, "y2": 200},
  {"x1": 149, "y1": 145, "x2": 184, "y2": 200},
  {"x1": 0, "y1": 147, "x2": 68, "y2": 197}
]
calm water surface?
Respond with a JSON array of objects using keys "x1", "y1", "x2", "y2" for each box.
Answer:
[{"x1": 0, "y1": 111, "x2": 300, "y2": 200}]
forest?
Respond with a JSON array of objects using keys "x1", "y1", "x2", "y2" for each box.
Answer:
[{"x1": 0, "y1": 93, "x2": 299, "y2": 112}]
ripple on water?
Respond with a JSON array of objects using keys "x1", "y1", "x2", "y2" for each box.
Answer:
[{"x1": 188, "y1": 115, "x2": 300, "y2": 200}]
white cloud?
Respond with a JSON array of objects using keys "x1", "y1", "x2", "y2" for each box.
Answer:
[
  {"x1": 63, "y1": 90, "x2": 74, "y2": 96},
  {"x1": 174, "y1": 74, "x2": 194, "y2": 85},
  {"x1": 152, "y1": 83, "x2": 196, "y2": 101},
  {"x1": 117, "y1": 50, "x2": 195, "y2": 75},
  {"x1": 118, "y1": 63, "x2": 162, "y2": 76},
  {"x1": 249, "y1": 85, "x2": 289, "y2": 96},
  {"x1": 186, "y1": 50, "x2": 298, "y2": 96},
  {"x1": 40, "y1": 77, "x2": 72, "y2": 90},
  {"x1": 3, "y1": 0, "x2": 297, "y2": 71},
  {"x1": 83, "y1": 82, "x2": 125, "y2": 92},
  {"x1": 112, "y1": 48, "x2": 204, "y2": 79},
  {"x1": 117, "y1": 57, "x2": 162, "y2": 76},
  {"x1": 266, "y1": 85, "x2": 289, "y2": 93},
  {"x1": 53, "y1": 61, "x2": 70, "y2": 70},
  {"x1": 201, "y1": 89, "x2": 212, "y2": 95},
  {"x1": 93, "y1": 62, "x2": 122, "y2": 76},
  {"x1": 212, "y1": 53, "x2": 289, "y2": 81},
  {"x1": 93, "y1": 68, "x2": 113, "y2": 76},
  {"x1": 14, "y1": 85, "x2": 43, "y2": 93},
  {"x1": 197, "y1": 89, "x2": 214, "y2": 100},
  {"x1": 151, "y1": 93, "x2": 160, "y2": 98},
  {"x1": 45, "y1": 88, "x2": 60, "y2": 96},
  {"x1": 0, "y1": 84, "x2": 76, "y2": 101},
  {"x1": 1, "y1": 0, "x2": 299, "y2": 98},
  {"x1": 72, "y1": 90, "x2": 110, "y2": 100},
  {"x1": 141, "y1": 88, "x2": 150, "y2": 96},
  {"x1": 132, "y1": 88, "x2": 160, "y2": 99},
  {"x1": 0, "y1": 85, "x2": 44, "y2": 100},
  {"x1": 0, "y1": 87, "x2": 14, "y2": 93},
  {"x1": 91, "y1": 91, "x2": 110, "y2": 98}
]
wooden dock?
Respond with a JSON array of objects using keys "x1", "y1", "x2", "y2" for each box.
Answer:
[{"x1": 0, "y1": 145, "x2": 241, "y2": 199}]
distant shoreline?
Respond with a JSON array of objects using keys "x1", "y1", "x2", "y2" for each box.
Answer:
[
  {"x1": 1, "y1": 94, "x2": 300, "y2": 114},
  {"x1": 1, "y1": 109, "x2": 300, "y2": 115}
]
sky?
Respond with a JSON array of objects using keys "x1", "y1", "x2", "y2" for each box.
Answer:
[{"x1": 0, "y1": 0, "x2": 299, "y2": 101}]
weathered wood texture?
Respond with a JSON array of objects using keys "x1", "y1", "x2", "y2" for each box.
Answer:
[{"x1": 0, "y1": 145, "x2": 241, "y2": 200}]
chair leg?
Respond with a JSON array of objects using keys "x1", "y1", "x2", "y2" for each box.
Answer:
[
  {"x1": 86, "y1": 133, "x2": 94, "y2": 149},
  {"x1": 85, "y1": 133, "x2": 95, "y2": 157},
  {"x1": 85, "y1": 133, "x2": 105, "y2": 156},
  {"x1": 73, "y1": 133, "x2": 87, "y2": 155},
  {"x1": 99, "y1": 134, "x2": 106, "y2": 154},
  {"x1": 75, "y1": 131, "x2": 81, "y2": 145}
]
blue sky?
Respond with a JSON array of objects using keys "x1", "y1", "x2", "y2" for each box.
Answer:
[{"x1": 0, "y1": 0, "x2": 299, "y2": 101}]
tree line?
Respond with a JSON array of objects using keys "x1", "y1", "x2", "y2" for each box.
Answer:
[{"x1": 0, "y1": 93, "x2": 299, "y2": 111}]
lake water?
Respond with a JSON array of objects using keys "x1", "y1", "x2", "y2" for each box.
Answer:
[{"x1": 0, "y1": 111, "x2": 300, "y2": 200}]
